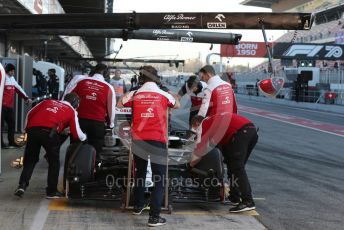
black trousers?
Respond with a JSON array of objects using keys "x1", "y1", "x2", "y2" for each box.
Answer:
[
  {"x1": 19, "y1": 127, "x2": 61, "y2": 194},
  {"x1": 1, "y1": 107, "x2": 16, "y2": 146},
  {"x1": 222, "y1": 125, "x2": 258, "y2": 203},
  {"x1": 189, "y1": 109, "x2": 199, "y2": 128},
  {"x1": 79, "y1": 118, "x2": 105, "y2": 156},
  {"x1": 132, "y1": 140, "x2": 167, "y2": 217}
]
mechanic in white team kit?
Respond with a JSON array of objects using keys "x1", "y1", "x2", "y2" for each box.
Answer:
[
  {"x1": 197, "y1": 65, "x2": 237, "y2": 117},
  {"x1": 177, "y1": 75, "x2": 207, "y2": 127}
]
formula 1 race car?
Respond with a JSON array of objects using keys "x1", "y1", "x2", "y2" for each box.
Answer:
[{"x1": 64, "y1": 108, "x2": 227, "y2": 212}]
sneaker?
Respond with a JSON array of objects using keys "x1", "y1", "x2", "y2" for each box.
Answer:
[
  {"x1": 14, "y1": 186, "x2": 26, "y2": 198},
  {"x1": 46, "y1": 191, "x2": 64, "y2": 199},
  {"x1": 148, "y1": 216, "x2": 166, "y2": 227},
  {"x1": 229, "y1": 202, "x2": 256, "y2": 213},
  {"x1": 132, "y1": 205, "x2": 147, "y2": 215},
  {"x1": 228, "y1": 196, "x2": 241, "y2": 206},
  {"x1": 6, "y1": 144, "x2": 21, "y2": 149}
]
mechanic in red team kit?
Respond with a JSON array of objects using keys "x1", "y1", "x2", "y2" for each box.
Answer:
[
  {"x1": 197, "y1": 65, "x2": 237, "y2": 117},
  {"x1": 190, "y1": 113, "x2": 258, "y2": 213},
  {"x1": 14, "y1": 93, "x2": 86, "y2": 199},
  {"x1": 118, "y1": 65, "x2": 180, "y2": 227},
  {"x1": 63, "y1": 63, "x2": 116, "y2": 157},
  {"x1": 1, "y1": 63, "x2": 32, "y2": 148},
  {"x1": 177, "y1": 75, "x2": 207, "y2": 127}
]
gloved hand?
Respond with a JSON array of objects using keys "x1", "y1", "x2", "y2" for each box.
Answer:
[
  {"x1": 185, "y1": 162, "x2": 192, "y2": 171},
  {"x1": 25, "y1": 99, "x2": 33, "y2": 105}
]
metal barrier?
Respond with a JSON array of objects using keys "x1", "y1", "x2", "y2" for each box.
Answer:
[
  {"x1": 234, "y1": 69, "x2": 344, "y2": 105},
  {"x1": 236, "y1": 85, "x2": 344, "y2": 105}
]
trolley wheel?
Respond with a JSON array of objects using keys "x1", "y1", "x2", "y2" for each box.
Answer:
[{"x1": 168, "y1": 205, "x2": 173, "y2": 214}]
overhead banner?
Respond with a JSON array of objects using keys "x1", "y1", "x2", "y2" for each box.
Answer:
[
  {"x1": 220, "y1": 42, "x2": 272, "y2": 57},
  {"x1": 273, "y1": 43, "x2": 344, "y2": 60},
  {"x1": 0, "y1": 12, "x2": 312, "y2": 30},
  {"x1": 222, "y1": 42, "x2": 344, "y2": 60}
]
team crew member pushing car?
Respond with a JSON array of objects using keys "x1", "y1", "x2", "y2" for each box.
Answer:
[
  {"x1": 63, "y1": 64, "x2": 116, "y2": 157},
  {"x1": 118, "y1": 65, "x2": 180, "y2": 227},
  {"x1": 14, "y1": 93, "x2": 86, "y2": 198},
  {"x1": 1, "y1": 63, "x2": 32, "y2": 148},
  {"x1": 190, "y1": 113, "x2": 258, "y2": 213},
  {"x1": 177, "y1": 75, "x2": 207, "y2": 127},
  {"x1": 197, "y1": 65, "x2": 237, "y2": 117}
]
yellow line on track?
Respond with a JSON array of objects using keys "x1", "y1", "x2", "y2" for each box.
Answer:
[{"x1": 48, "y1": 199, "x2": 259, "y2": 216}]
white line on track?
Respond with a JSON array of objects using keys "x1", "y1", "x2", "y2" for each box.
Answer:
[
  {"x1": 242, "y1": 110, "x2": 344, "y2": 138},
  {"x1": 29, "y1": 199, "x2": 50, "y2": 230}
]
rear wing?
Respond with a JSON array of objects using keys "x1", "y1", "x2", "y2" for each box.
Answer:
[{"x1": 0, "y1": 12, "x2": 313, "y2": 30}]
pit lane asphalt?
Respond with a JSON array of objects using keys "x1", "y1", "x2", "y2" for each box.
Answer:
[{"x1": 171, "y1": 90, "x2": 344, "y2": 230}]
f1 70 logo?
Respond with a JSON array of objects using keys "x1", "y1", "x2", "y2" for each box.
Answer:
[
  {"x1": 207, "y1": 14, "x2": 227, "y2": 28},
  {"x1": 325, "y1": 46, "x2": 343, "y2": 58},
  {"x1": 283, "y1": 44, "x2": 343, "y2": 58}
]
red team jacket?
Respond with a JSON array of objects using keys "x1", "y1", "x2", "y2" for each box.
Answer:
[
  {"x1": 198, "y1": 75, "x2": 237, "y2": 117},
  {"x1": 25, "y1": 100, "x2": 86, "y2": 141},
  {"x1": 194, "y1": 113, "x2": 253, "y2": 157},
  {"x1": 122, "y1": 82, "x2": 176, "y2": 143},
  {"x1": 2, "y1": 75, "x2": 29, "y2": 108},
  {"x1": 63, "y1": 74, "x2": 116, "y2": 128}
]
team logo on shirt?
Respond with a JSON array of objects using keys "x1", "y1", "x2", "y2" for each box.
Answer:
[
  {"x1": 46, "y1": 107, "x2": 59, "y2": 113},
  {"x1": 141, "y1": 108, "x2": 155, "y2": 118},
  {"x1": 136, "y1": 94, "x2": 159, "y2": 100},
  {"x1": 222, "y1": 96, "x2": 231, "y2": 104},
  {"x1": 86, "y1": 92, "x2": 97, "y2": 100}
]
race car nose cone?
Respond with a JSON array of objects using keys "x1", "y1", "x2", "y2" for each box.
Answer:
[{"x1": 258, "y1": 77, "x2": 285, "y2": 97}]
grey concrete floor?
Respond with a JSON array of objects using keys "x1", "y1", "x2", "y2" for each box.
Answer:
[{"x1": 0, "y1": 146, "x2": 264, "y2": 230}]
